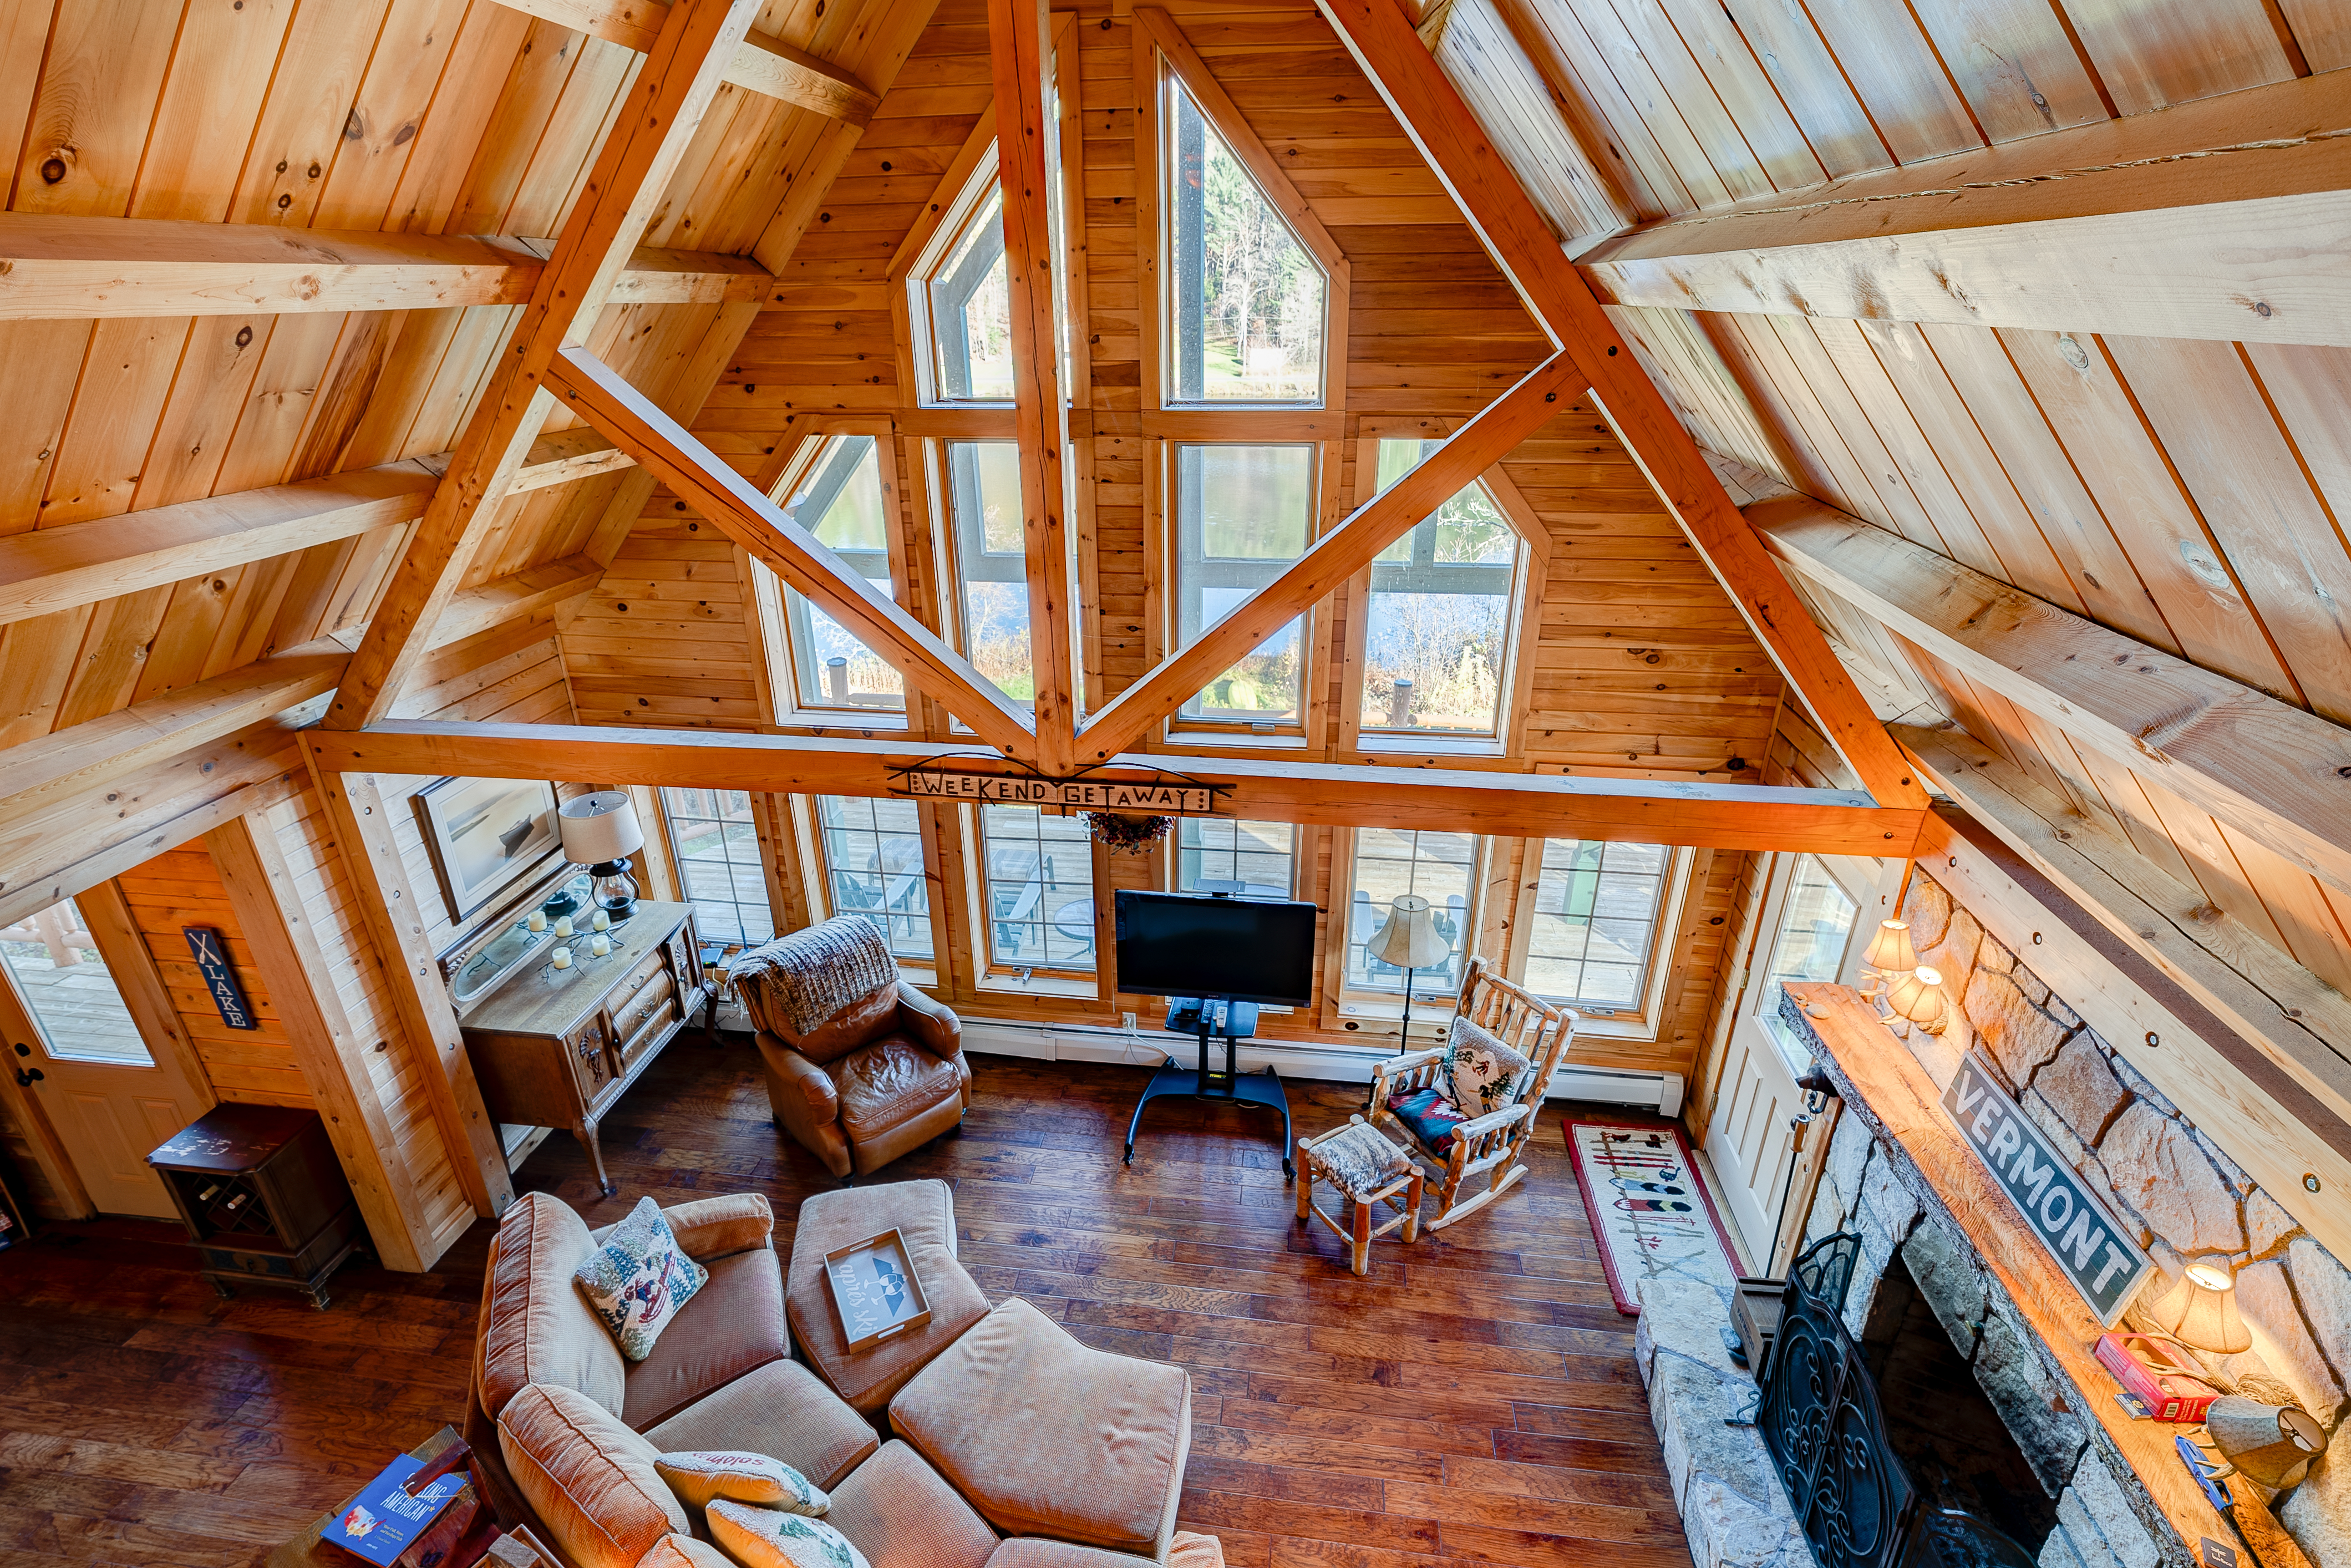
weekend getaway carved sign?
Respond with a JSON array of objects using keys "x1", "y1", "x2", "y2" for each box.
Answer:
[
  {"x1": 888, "y1": 764, "x2": 1225, "y2": 815},
  {"x1": 1942, "y1": 1047, "x2": 2154, "y2": 1325}
]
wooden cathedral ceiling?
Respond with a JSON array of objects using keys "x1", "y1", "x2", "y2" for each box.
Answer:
[{"x1": 1413, "y1": 0, "x2": 2351, "y2": 1169}]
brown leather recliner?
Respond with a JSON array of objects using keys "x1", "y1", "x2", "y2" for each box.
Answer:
[{"x1": 738, "y1": 918, "x2": 973, "y2": 1179}]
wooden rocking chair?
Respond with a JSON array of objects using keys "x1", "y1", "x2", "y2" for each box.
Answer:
[{"x1": 1367, "y1": 956, "x2": 1575, "y2": 1231}]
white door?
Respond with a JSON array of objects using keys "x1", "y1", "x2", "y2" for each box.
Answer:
[
  {"x1": 0, "y1": 889, "x2": 209, "y2": 1217},
  {"x1": 1703, "y1": 852, "x2": 1870, "y2": 1271}
]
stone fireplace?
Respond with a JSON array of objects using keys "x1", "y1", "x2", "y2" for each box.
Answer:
[{"x1": 1633, "y1": 868, "x2": 2350, "y2": 1568}]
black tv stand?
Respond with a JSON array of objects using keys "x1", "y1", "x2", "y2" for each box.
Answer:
[{"x1": 1121, "y1": 997, "x2": 1293, "y2": 1179}]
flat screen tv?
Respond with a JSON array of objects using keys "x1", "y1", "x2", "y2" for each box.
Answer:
[{"x1": 1113, "y1": 890, "x2": 1317, "y2": 1007}]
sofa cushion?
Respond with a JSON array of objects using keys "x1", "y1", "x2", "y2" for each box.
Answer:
[
  {"x1": 664, "y1": 1193, "x2": 775, "y2": 1261},
  {"x1": 983, "y1": 1535, "x2": 1222, "y2": 1568},
  {"x1": 654, "y1": 1452, "x2": 827, "y2": 1518},
  {"x1": 643, "y1": 1359, "x2": 878, "y2": 1491},
  {"x1": 623, "y1": 1248, "x2": 790, "y2": 1431},
  {"x1": 828, "y1": 1037, "x2": 964, "y2": 1142},
  {"x1": 823, "y1": 1440, "x2": 997, "y2": 1568},
  {"x1": 888, "y1": 1298, "x2": 1191, "y2": 1559},
  {"x1": 499, "y1": 1383, "x2": 689, "y2": 1568},
  {"x1": 484, "y1": 1193, "x2": 628, "y2": 1420},
  {"x1": 708, "y1": 1500, "x2": 870, "y2": 1568},
  {"x1": 636, "y1": 1539, "x2": 734, "y2": 1568},
  {"x1": 786, "y1": 1181, "x2": 989, "y2": 1415},
  {"x1": 578, "y1": 1197, "x2": 712, "y2": 1362}
]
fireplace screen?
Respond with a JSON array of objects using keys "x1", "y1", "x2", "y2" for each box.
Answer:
[{"x1": 1761, "y1": 1233, "x2": 1922, "y2": 1568}]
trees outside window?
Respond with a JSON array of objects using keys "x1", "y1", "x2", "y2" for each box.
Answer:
[
  {"x1": 943, "y1": 441, "x2": 1032, "y2": 702},
  {"x1": 977, "y1": 805, "x2": 1096, "y2": 973},
  {"x1": 1172, "y1": 444, "x2": 1313, "y2": 725},
  {"x1": 1343, "y1": 828, "x2": 1477, "y2": 993},
  {"x1": 815, "y1": 796, "x2": 932, "y2": 962},
  {"x1": 1176, "y1": 818, "x2": 1296, "y2": 896},
  {"x1": 1166, "y1": 77, "x2": 1325, "y2": 404},
  {"x1": 1522, "y1": 839, "x2": 1669, "y2": 1009},
  {"x1": 1360, "y1": 438, "x2": 1522, "y2": 736},
  {"x1": 765, "y1": 435, "x2": 905, "y2": 716}
]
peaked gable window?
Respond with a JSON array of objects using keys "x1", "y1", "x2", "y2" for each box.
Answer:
[
  {"x1": 1360, "y1": 437, "x2": 1525, "y2": 737},
  {"x1": 757, "y1": 434, "x2": 906, "y2": 719},
  {"x1": 1165, "y1": 77, "x2": 1326, "y2": 405}
]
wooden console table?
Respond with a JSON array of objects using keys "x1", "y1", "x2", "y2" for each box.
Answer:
[{"x1": 461, "y1": 901, "x2": 705, "y2": 1196}]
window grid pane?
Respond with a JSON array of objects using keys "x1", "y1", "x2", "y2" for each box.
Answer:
[
  {"x1": 660, "y1": 788, "x2": 776, "y2": 948},
  {"x1": 1524, "y1": 839, "x2": 1668, "y2": 1010},
  {"x1": 947, "y1": 441, "x2": 1032, "y2": 702},
  {"x1": 931, "y1": 188, "x2": 1012, "y2": 400},
  {"x1": 1361, "y1": 438, "x2": 1519, "y2": 736},
  {"x1": 817, "y1": 796, "x2": 933, "y2": 961},
  {"x1": 978, "y1": 805, "x2": 1096, "y2": 972},
  {"x1": 1174, "y1": 444, "x2": 1313, "y2": 723},
  {"x1": 0, "y1": 898, "x2": 149, "y2": 1065},
  {"x1": 1345, "y1": 829, "x2": 1476, "y2": 993},
  {"x1": 1760, "y1": 855, "x2": 1857, "y2": 1009},
  {"x1": 781, "y1": 436, "x2": 904, "y2": 712},
  {"x1": 1176, "y1": 819, "x2": 1296, "y2": 897}
]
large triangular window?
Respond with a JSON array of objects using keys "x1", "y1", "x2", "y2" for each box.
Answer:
[{"x1": 1164, "y1": 77, "x2": 1328, "y2": 405}]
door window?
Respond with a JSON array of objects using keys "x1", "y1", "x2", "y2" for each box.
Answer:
[{"x1": 0, "y1": 899, "x2": 150, "y2": 1065}]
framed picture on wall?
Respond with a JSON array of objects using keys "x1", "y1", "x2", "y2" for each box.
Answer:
[{"x1": 413, "y1": 777, "x2": 562, "y2": 922}]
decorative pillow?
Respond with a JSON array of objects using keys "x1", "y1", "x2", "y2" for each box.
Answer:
[
  {"x1": 1443, "y1": 1013, "x2": 1532, "y2": 1118},
  {"x1": 575, "y1": 1196, "x2": 710, "y2": 1361},
  {"x1": 1387, "y1": 1087, "x2": 1470, "y2": 1154},
  {"x1": 655, "y1": 1451, "x2": 827, "y2": 1516},
  {"x1": 707, "y1": 1499, "x2": 869, "y2": 1568}
]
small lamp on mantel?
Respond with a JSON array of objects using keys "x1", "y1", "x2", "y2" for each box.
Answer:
[
  {"x1": 1882, "y1": 964, "x2": 1947, "y2": 1038},
  {"x1": 1860, "y1": 920, "x2": 1918, "y2": 1012},
  {"x1": 2146, "y1": 1261, "x2": 2254, "y2": 1356},
  {"x1": 2205, "y1": 1396, "x2": 2328, "y2": 1490},
  {"x1": 1369, "y1": 894, "x2": 1450, "y2": 1044},
  {"x1": 560, "y1": 791, "x2": 646, "y2": 923}
]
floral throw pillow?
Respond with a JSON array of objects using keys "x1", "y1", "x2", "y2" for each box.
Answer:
[
  {"x1": 1443, "y1": 1013, "x2": 1532, "y2": 1118},
  {"x1": 707, "y1": 1499, "x2": 869, "y2": 1568},
  {"x1": 655, "y1": 1452, "x2": 827, "y2": 1517},
  {"x1": 574, "y1": 1196, "x2": 709, "y2": 1361}
]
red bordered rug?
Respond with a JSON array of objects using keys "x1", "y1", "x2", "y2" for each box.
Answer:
[{"x1": 1564, "y1": 1118, "x2": 1742, "y2": 1316}]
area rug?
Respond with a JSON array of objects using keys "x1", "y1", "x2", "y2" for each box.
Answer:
[{"x1": 1564, "y1": 1119, "x2": 1741, "y2": 1316}]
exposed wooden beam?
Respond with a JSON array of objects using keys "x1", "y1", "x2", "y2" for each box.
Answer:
[
  {"x1": 0, "y1": 434, "x2": 624, "y2": 631},
  {"x1": 545, "y1": 343, "x2": 1040, "y2": 760},
  {"x1": 989, "y1": 0, "x2": 1080, "y2": 774},
  {"x1": 1754, "y1": 479, "x2": 2351, "y2": 902},
  {"x1": 0, "y1": 214, "x2": 769, "y2": 320},
  {"x1": 1580, "y1": 70, "x2": 2351, "y2": 345},
  {"x1": 1313, "y1": 0, "x2": 1926, "y2": 812},
  {"x1": 326, "y1": 0, "x2": 763, "y2": 730},
  {"x1": 1078, "y1": 353, "x2": 1581, "y2": 762},
  {"x1": 431, "y1": 555, "x2": 605, "y2": 650},
  {"x1": 494, "y1": 0, "x2": 880, "y2": 123},
  {"x1": 1907, "y1": 731, "x2": 2351, "y2": 1265},
  {"x1": 313, "y1": 719, "x2": 1921, "y2": 855}
]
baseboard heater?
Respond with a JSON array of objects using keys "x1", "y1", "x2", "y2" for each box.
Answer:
[{"x1": 959, "y1": 1017, "x2": 1682, "y2": 1115}]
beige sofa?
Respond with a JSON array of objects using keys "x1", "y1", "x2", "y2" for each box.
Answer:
[{"x1": 465, "y1": 1188, "x2": 1196, "y2": 1568}]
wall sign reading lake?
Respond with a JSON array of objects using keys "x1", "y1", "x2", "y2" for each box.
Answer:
[{"x1": 1941, "y1": 1048, "x2": 2152, "y2": 1325}]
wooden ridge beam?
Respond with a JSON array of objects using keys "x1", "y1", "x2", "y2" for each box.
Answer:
[
  {"x1": 1752, "y1": 478, "x2": 2351, "y2": 901},
  {"x1": 0, "y1": 435, "x2": 628, "y2": 630},
  {"x1": 1313, "y1": 0, "x2": 1926, "y2": 811},
  {"x1": 1079, "y1": 353, "x2": 1581, "y2": 762},
  {"x1": 495, "y1": 0, "x2": 880, "y2": 123},
  {"x1": 1906, "y1": 730, "x2": 2351, "y2": 1262},
  {"x1": 1579, "y1": 70, "x2": 2351, "y2": 345},
  {"x1": 327, "y1": 0, "x2": 763, "y2": 731},
  {"x1": 0, "y1": 214, "x2": 769, "y2": 320},
  {"x1": 991, "y1": 0, "x2": 1080, "y2": 773},
  {"x1": 313, "y1": 719, "x2": 1920, "y2": 855},
  {"x1": 431, "y1": 554, "x2": 605, "y2": 651},
  {"x1": 546, "y1": 343, "x2": 1039, "y2": 760}
]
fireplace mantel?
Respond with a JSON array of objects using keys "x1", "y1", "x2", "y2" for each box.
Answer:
[{"x1": 1780, "y1": 980, "x2": 2223, "y2": 1564}]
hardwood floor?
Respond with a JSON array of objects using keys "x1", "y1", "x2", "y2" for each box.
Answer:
[{"x1": 0, "y1": 1044, "x2": 1689, "y2": 1568}]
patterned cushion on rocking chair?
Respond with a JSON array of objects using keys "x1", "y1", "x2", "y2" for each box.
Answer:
[
  {"x1": 1385, "y1": 1087, "x2": 1470, "y2": 1155},
  {"x1": 1443, "y1": 1014, "x2": 1532, "y2": 1119}
]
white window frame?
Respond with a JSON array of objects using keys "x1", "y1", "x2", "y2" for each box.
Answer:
[
  {"x1": 1162, "y1": 440, "x2": 1323, "y2": 740},
  {"x1": 1324, "y1": 826, "x2": 1492, "y2": 1033},
  {"x1": 958, "y1": 804, "x2": 1104, "y2": 999},
  {"x1": 750, "y1": 428, "x2": 915, "y2": 731},
  {"x1": 655, "y1": 788, "x2": 781, "y2": 950},
  {"x1": 1167, "y1": 816, "x2": 1301, "y2": 900},
  {"x1": 1502, "y1": 839, "x2": 1697, "y2": 1044},
  {"x1": 789, "y1": 794, "x2": 941, "y2": 985},
  {"x1": 903, "y1": 146, "x2": 1013, "y2": 409}
]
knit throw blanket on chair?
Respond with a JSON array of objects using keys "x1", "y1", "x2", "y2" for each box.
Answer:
[{"x1": 731, "y1": 916, "x2": 898, "y2": 1038}]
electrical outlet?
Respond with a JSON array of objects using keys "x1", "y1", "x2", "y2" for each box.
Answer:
[{"x1": 1121, "y1": 1011, "x2": 1137, "y2": 1033}]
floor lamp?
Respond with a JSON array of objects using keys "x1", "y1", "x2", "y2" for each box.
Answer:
[{"x1": 1369, "y1": 894, "x2": 1450, "y2": 1046}]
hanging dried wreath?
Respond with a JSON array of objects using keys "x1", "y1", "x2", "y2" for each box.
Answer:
[{"x1": 1081, "y1": 811, "x2": 1173, "y2": 855}]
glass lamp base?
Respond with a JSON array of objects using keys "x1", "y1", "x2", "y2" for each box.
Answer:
[{"x1": 588, "y1": 859, "x2": 639, "y2": 921}]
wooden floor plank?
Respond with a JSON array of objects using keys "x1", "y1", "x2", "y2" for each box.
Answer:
[{"x1": 0, "y1": 1052, "x2": 1684, "y2": 1566}]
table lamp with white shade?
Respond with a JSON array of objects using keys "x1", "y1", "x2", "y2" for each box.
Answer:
[
  {"x1": 560, "y1": 791, "x2": 646, "y2": 922},
  {"x1": 1369, "y1": 894, "x2": 1450, "y2": 1043}
]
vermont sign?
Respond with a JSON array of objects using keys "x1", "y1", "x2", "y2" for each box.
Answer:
[
  {"x1": 890, "y1": 764, "x2": 1224, "y2": 815},
  {"x1": 1942, "y1": 1048, "x2": 2153, "y2": 1324}
]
